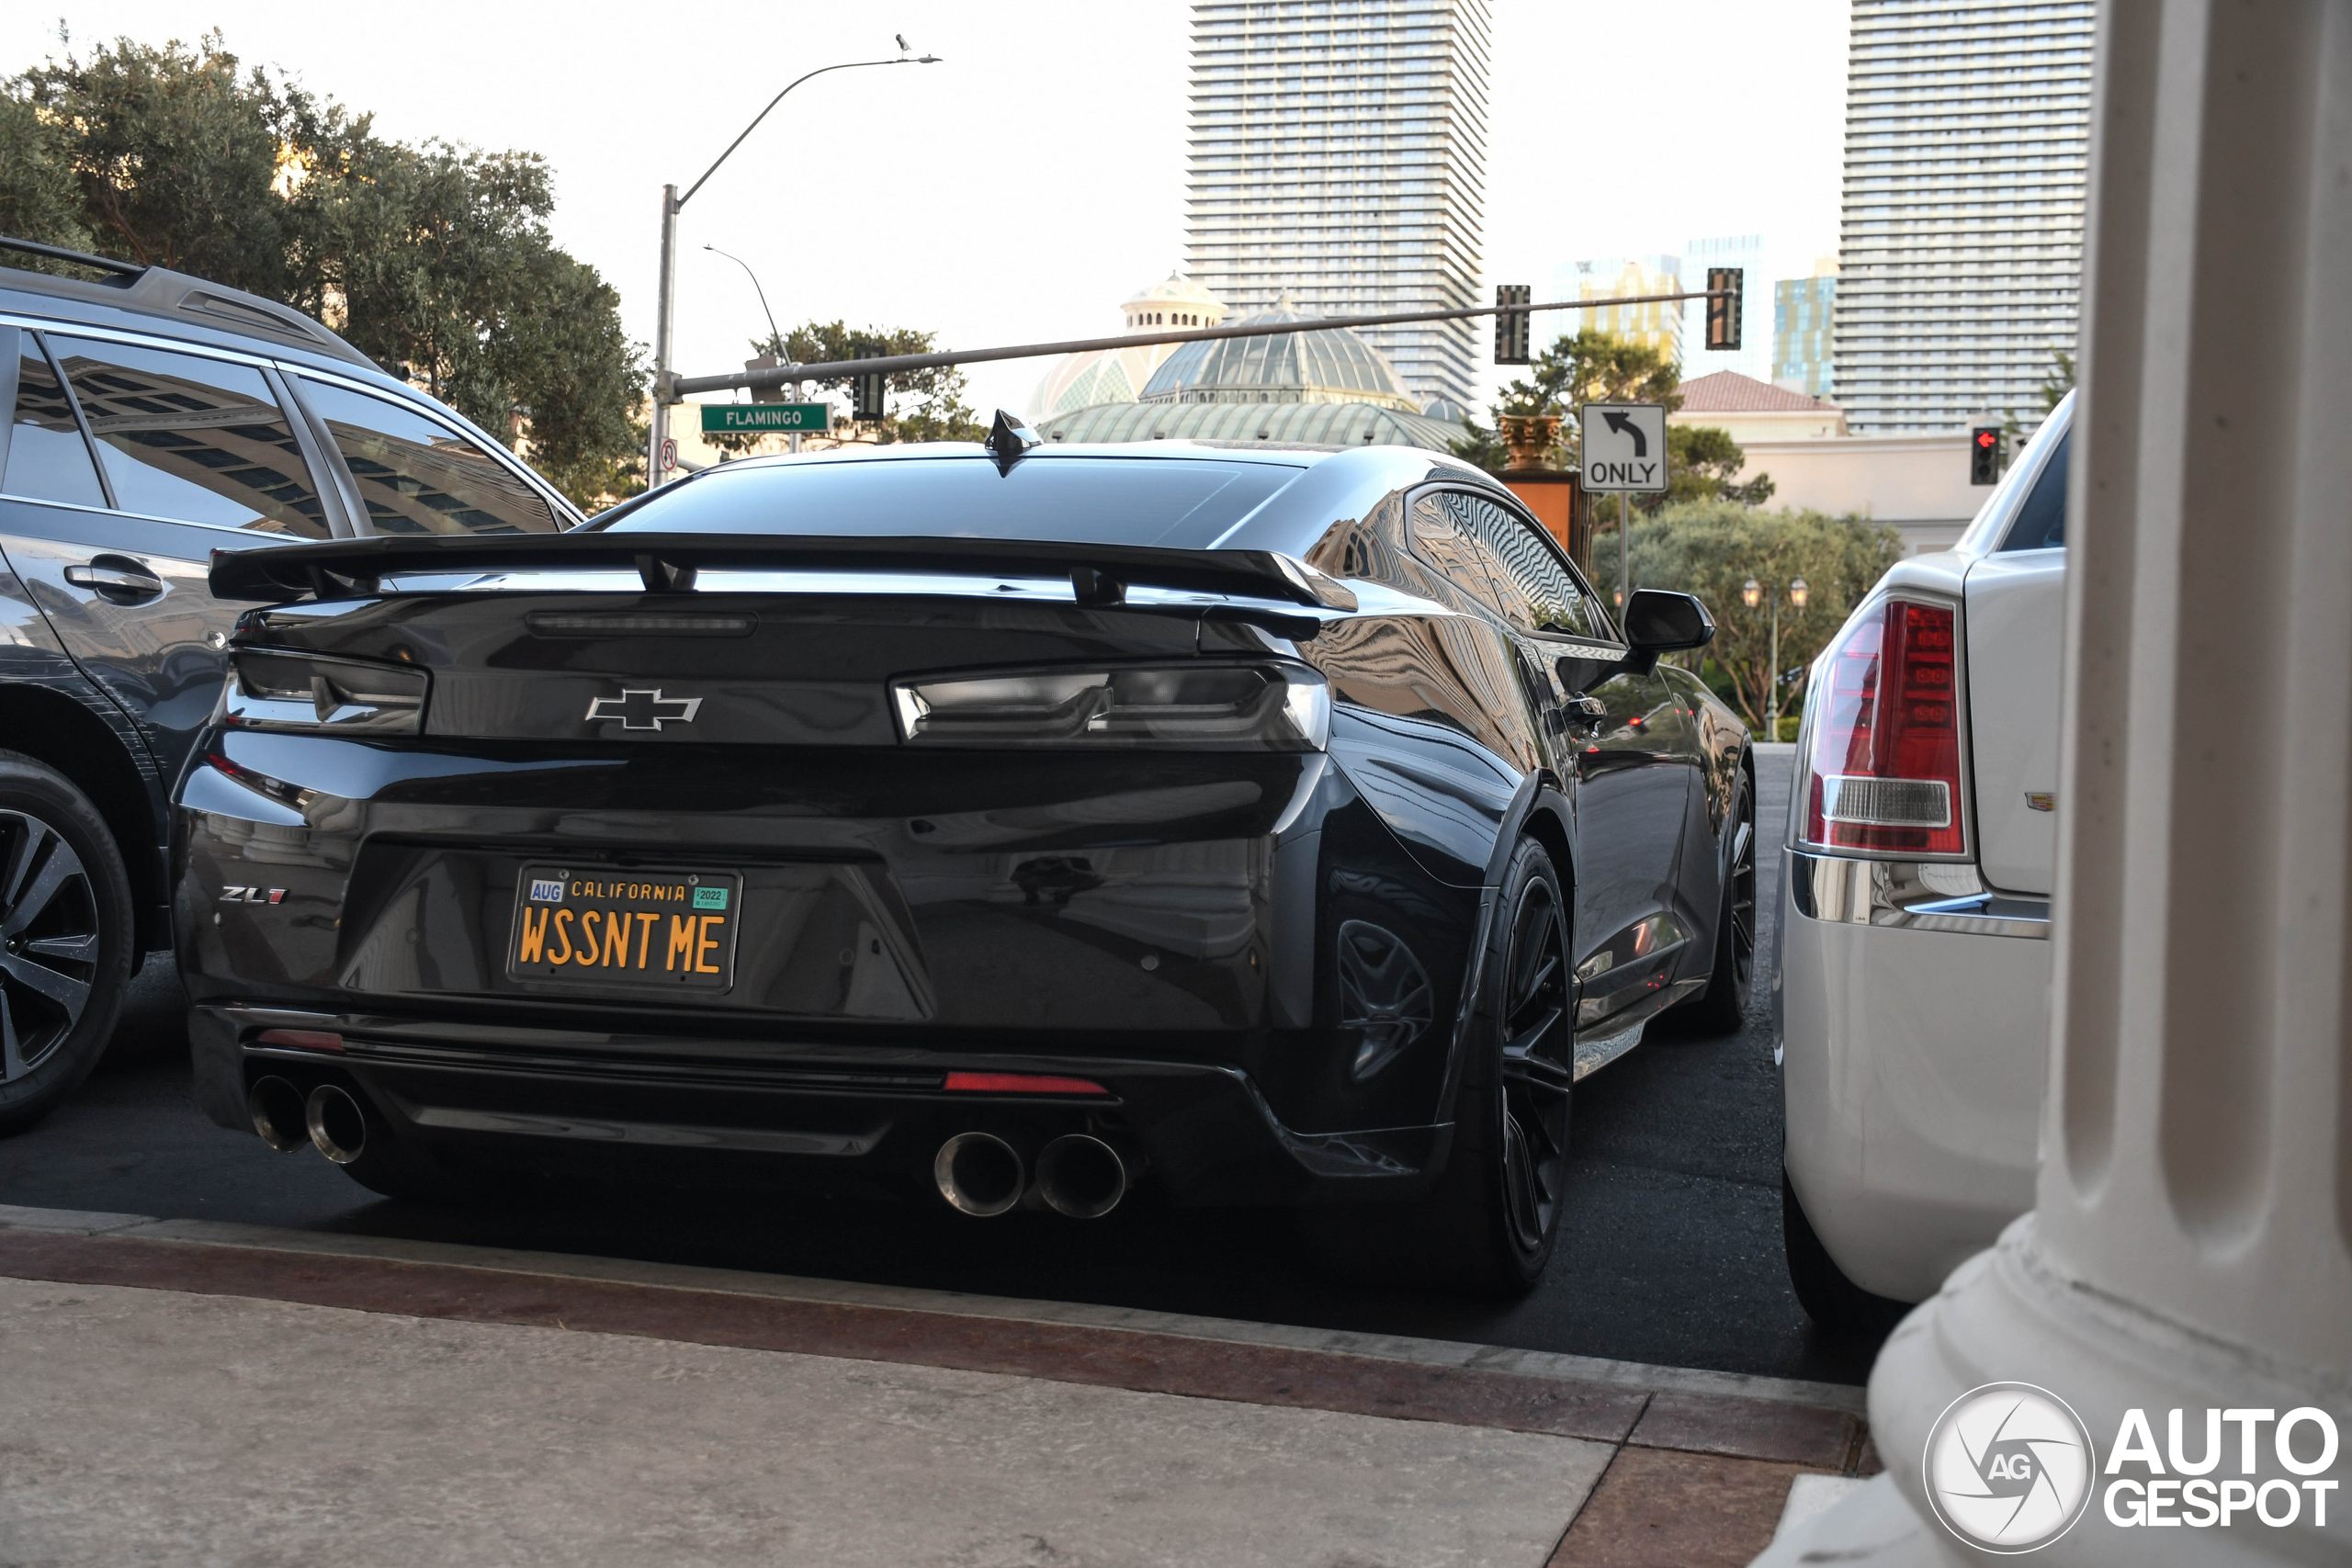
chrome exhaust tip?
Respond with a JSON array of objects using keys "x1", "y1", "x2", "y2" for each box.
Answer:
[
  {"x1": 247, "y1": 1076, "x2": 309, "y2": 1153},
  {"x1": 934, "y1": 1132, "x2": 1024, "y2": 1217},
  {"x1": 304, "y1": 1083, "x2": 368, "y2": 1166},
  {"x1": 1036, "y1": 1134, "x2": 1127, "y2": 1220}
]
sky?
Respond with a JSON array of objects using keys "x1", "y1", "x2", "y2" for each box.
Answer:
[{"x1": 3, "y1": 1, "x2": 1851, "y2": 420}]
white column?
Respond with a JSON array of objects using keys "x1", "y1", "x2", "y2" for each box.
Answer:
[{"x1": 1762, "y1": 3, "x2": 2352, "y2": 1562}]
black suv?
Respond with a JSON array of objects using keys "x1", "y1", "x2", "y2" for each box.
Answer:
[{"x1": 0, "y1": 236, "x2": 581, "y2": 1130}]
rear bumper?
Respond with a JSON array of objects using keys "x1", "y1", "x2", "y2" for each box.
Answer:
[
  {"x1": 190, "y1": 1004, "x2": 1442, "y2": 1205},
  {"x1": 1777, "y1": 849, "x2": 2051, "y2": 1301},
  {"x1": 175, "y1": 729, "x2": 1487, "y2": 1149}
]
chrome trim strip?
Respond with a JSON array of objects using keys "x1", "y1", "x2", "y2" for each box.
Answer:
[{"x1": 1787, "y1": 850, "x2": 2051, "y2": 940}]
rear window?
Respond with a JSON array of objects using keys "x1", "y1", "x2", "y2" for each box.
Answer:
[
  {"x1": 298, "y1": 377, "x2": 560, "y2": 536},
  {"x1": 1998, "y1": 428, "x2": 2069, "y2": 552},
  {"x1": 597, "y1": 457, "x2": 1300, "y2": 549}
]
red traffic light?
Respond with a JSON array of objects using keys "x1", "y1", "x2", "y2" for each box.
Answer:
[{"x1": 1975, "y1": 430, "x2": 1999, "y2": 449}]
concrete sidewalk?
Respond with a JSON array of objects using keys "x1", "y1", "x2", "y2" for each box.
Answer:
[{"x1": 0, "y1": 1204, "x2": 1876, "y2": 1566}]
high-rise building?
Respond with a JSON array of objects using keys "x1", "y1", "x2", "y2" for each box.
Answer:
[
  {"x1": 1830, "y1": 0, "x2": 2096, "y2": 432},
  {"x1": 1774, "y1": 257, "x2": 1839, "y2": 400},
  {"x1": 1681, "y1": 234, "x2": 1770, "y2": 383},
  {"x1": 1545, "y1": 255, "x2": 1684, "y2": 367},
  {"x1": 1184, "y1": 0, "x2": 1491, "y2": 410}
]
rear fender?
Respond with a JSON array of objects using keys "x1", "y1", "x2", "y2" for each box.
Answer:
[{"x1": 1419, "y1": 773, "x2": 1572, "y2": 1171}]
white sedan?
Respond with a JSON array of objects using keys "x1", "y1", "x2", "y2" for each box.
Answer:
[{"x1": 1772, "y1": 392, "x2": 2072, "y2": 1332}]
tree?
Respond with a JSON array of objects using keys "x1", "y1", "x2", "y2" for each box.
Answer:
[
  {"x1": 0, "y1": 93, "x2": 95, "y2": 261},
  {"x1": 1453, "y1": 329, "x2": 1682, "y2": 471},
  {"x1": 1625, "y1": 500, "x2": 1905, "y2": 729},
  {"x1": 2039, "y1": 347, "x2": 2076, "y2": 413},
  {"x1": 4, "y1": 31, "x2": 646, "y2": 511},
  {"x1": 1657, "y1": 424, "x2": 1774, "y2": 511},
  {"x1": 749, "y1": 322, "x2": 986, "y2": 446}
]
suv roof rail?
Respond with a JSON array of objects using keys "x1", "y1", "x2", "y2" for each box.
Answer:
[
  {"x1": 0, "y1": 233, "x2": 146, "y2": 279},
  {"x1": 0, "y1": 231, "x2": 375, "y2": 369}
]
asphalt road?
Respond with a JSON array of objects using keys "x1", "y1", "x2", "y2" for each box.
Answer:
[{"x1": 0, "y1": 745, "x2": 1887, "y2": 1385}]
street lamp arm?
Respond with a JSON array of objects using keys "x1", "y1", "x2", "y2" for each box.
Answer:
[
  {"x1": 705, "y1": 245, "x2": 781, "y2": 350},
  {"x1": 678, "y1": 55, "x2": 936, "y2": 210}
]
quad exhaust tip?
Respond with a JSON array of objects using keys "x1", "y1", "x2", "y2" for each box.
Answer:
[
  {"x1": 304, "y1": 1083, "x2": 368, "y2": 1166},
  {"x1": 934, "y1": 1131, "x2": 1025, "y2": 1217},
  {"x1": 1036, "y1": 1134, "x2": 1127, "y2": 1220},
  {"x1": 247, "y1": 1076, "x2": 309, "y2": 1153}
]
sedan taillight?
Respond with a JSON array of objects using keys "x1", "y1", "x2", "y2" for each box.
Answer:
[{"x1": 1802, "y1": 598, "x2": 1967, "y2": 857}]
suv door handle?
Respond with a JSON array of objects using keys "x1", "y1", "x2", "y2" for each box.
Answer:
[{"x1": 63, "y1": 560, "x2": 165, "y2": 600}]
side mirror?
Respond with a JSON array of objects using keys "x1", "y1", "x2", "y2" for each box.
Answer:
[
  {"x1": 1558, "y1": 590, "x2": 1716, "y2": 691},
  {"x1": 1623, "y1": 589, "x2": 1715, "y2": 653}
]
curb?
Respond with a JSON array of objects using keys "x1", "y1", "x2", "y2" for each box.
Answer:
[{"x1": 0, "y1": 1200, "x2": 1866, "y2": 1466}]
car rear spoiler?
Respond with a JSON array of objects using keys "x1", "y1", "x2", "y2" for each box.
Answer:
[{"x1": 208, "y1": 532, "x2": 1360, "y2": 613}]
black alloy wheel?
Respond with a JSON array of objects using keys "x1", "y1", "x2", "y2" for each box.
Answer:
[
  {"x1": 0, "y1": 753, "x2": 133, "y2": 1134},
  {"x1": 1679, "y1": 768, "x2": 1757, "y2": 1037},
  {"x1": 1306, "y1": 837, "x2": 1575, "y2": 1292},
  {"x1": 1494, "y1": 854, "x2": 1573, "y2": 1265}
]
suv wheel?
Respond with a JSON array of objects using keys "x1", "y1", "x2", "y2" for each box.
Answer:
[{"x1": 0, "y1": 752, "x2": 135, "y2": 1134}]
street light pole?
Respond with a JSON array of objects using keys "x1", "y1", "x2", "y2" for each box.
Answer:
[
  {"x1": 1744, "y1": 576, "x2": 1808, "y2": 740},
  {"x1": 645, "y1": 45, "x2": 941, "y2": 491},
  {"x1": 704, "y1": 244, "x2": 781, "y2": 350},
  {"x1": 704, "y1": 244, "x2": 797, "y2": 453}
]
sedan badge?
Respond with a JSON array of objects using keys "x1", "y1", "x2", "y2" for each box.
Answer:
[
  {"x1": 584, "y1": 688, "x2": 703, "y2": 730},
  {"x1": 220, "y1": 886, "x2": 286, "y2": 904}
]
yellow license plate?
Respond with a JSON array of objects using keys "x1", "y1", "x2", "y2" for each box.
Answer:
[{"x1": 506, "y1": 866, "x2": 741, "y2": 992}]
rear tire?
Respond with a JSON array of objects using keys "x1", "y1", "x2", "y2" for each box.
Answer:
[
  {"x1": 1679, "y1": 770, "x2": 1756, "y2": 1037},
  {"x1": 1782, "y1": 1170, "x2": 1911, "y2": 1337},
  {"x1": 1308, "y1": 838, "x2": 1574, "y2": 1294},
  {"x1": 0, "y1": 752, "x2": 135, "y2": 1135}
]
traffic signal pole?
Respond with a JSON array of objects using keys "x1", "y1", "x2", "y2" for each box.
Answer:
[{"x1": 670, "y1": 288, "x2": 1738, "y2": 399}]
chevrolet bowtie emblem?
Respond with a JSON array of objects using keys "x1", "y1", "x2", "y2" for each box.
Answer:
[{"x1": 585, "y1": 688, "x2": 703, "y2": 730}]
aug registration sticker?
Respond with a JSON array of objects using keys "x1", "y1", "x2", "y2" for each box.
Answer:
[{"x1": 506, "y1": 866, "x2": 742, "y2": 992}]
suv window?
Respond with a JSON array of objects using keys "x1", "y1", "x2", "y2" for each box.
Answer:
[
  {"x1": 1999, "y1": 427, "x2": 2070, "y2": 551},
  {"x1": 49, "y1": 335, "x2": 332, "y2": 536},
  {"x1": 1438, "y1": 490, "x2": 1607, "y2": 637},
  {"x1": 5, "y1": 336, "x2": 107, "y2": 509},
  {"x1": 299, "y1": 377, "x2": 560, "y2": 536}
]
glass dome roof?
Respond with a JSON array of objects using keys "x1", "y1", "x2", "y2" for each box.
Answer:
[{"x1": 1139, "y1": 304, "x2": 1419, "y2": 412}]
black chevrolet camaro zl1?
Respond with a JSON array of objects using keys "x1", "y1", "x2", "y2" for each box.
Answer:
[{"x1": 178, "y1": 416, "x2": 1753, "y2": 1290}]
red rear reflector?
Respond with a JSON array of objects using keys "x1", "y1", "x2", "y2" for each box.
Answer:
[
  {"x1": 256, "y1": 1029, "x2": 344, "y2": 1052},
  {"x1": 1802, "y1": 598, "x2": 1967, "y2": 857},
  {"x1": 942, "y1": 1071, "x2": 1108, "y2": 1096}
]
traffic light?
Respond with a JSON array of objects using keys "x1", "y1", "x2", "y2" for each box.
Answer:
[
  {"x1": 1705, "y1": 267, "x2": 1743, "y2": 352},
  {"x1": 854, "y1": 369, "x2": 887, "y2": 423},
  {"x1": 1970, "y1": 424, "x2": 2004, "y2": 484},
  {"x1": 1494, "y1": 284, "x2": 1531, "y2": 365}
]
